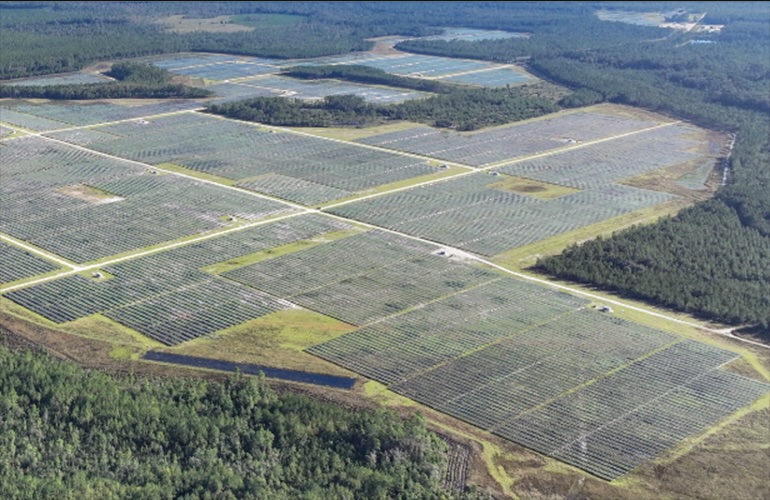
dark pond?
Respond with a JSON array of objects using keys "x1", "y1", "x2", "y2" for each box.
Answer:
[{"x1": 142, "y1": 351, "x2": 356, "y2": 390}]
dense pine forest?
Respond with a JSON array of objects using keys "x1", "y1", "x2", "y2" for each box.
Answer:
[
  {"x1": 282, "y1": 65, "x2": 457, "y2": 94},
  {"x1": 0, "y1": 337, "x2": 486, "y2": 499},
  {"x1": 207, "y1": 86, "x2": 559, "y2": 130},
  {"x1": 0, "y1": 62, "x2": 212, "y2": 99}
]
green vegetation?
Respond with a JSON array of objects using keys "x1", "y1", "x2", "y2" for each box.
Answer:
[
  {"x1": 283, "y1": 65, "x2": 457, "y2": 93},
  {"x1": 395, "y1": 3, "x2": 770, "y2": 332},
  {"x1": 0, "y1": 62, "x2": 212, "y2": 99},
  {"x1": 3, "y1": 1, "x2": 770, "y2": 495},
  {"x1": 104, "y1": 61, "x2": 174, "y2": 84},
  {"x1": 206, "y1": 87, "x2": 559, "y2": 131},
  {"x1": 230, "y1": 13, "x2": 308, "y2": 28},
  {"x1": 535, "y1": 202, "x2": 770, "y2": 329},
  {"x1": 0, "y1": 340, "x2": 475, "y2": 499}
]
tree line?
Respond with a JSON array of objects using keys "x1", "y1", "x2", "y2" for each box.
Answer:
[
  {"x1": 282, "y1": 65, "x2": 458, "y2": 94},
  {"x1": 0, "y1": 339, "x2": 489, "y2": 499},
  {"x1": 206, "y1": 86, "x2": 559, "y2": 131},
  {"x1": 0, "y1": 62, "x2": 212, "y2": 100}
]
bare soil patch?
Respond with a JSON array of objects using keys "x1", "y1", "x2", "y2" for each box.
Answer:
[{"x1": 57, "y1": 184, "x2": 124, "y2": 204}]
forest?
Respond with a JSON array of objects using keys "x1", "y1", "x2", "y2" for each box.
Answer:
[
  {"x1": 206, "y1": 86, "x2": 559, "y2": 131},
  {"x1": 282, "y1": 65, "x2": 457, "y2": 94},
  {"x1": 0, "y1": 62, "x2": 212, "y2": 99},
  {"x1": 0, "y1": 337, "x2": 486, "y2": 499}
]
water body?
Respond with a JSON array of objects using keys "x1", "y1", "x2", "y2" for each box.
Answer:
[{"x1": 142, "y1": 351, "x2": 356, "y2": 389}]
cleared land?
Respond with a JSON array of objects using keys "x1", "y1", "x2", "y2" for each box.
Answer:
[
  {"x1": 52, "y1": 112, "x2": 443, "y2": 205},
  {"x1": 0, "y1": 64, "x2": 762, "y2": 488},
  {"x1": 3, "y1": 215, "x2": 347, "y2": 345},
  {"x1": 420, "y1": 27, "x2": 528, "y2": 42},
  {"x1": 329, "y1": 174, "x2": 674, "y2": 256},
  {"x1": 0, "y1": 137, "x2": 291, "y2": 263},
  {"x1": 311, "y1": 304, "x2": 769, "y2": 480}
]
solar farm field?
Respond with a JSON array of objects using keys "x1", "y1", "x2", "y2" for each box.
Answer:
[
  {"x1": 5, "y1": 73, "x2": 111, "y2": 86},
  {"x1": 203, "y1": 82, "x2": 278, "y2": 103},
  {"x1": 0, "y1": 100, "x2": 201, "y2": 130},
  {"x1": 4, "y1": 214, "x2": 350, "y2": 344},
  {"x1": 60, "y1": 112, "x2": 441, "y2": 205},
  {"x1": 0, "y1": 125, "x2": 16, "y2": 138},
  {"x1": 324, "y1": 108, "x2": 721, "y2": 255},
  {"x1": 441, "y1": 67, "x2": 533, "y2": 87},
  {"x1": 147, "y1": 53, "x2": 244, "y2": 70},
  {"x1": 309, "y1": 300, "x2": 770, "y2": 480},
  {"x1": 0, "y1": 241, "x2": 61, "y2": 284},
  {"x1": 335, "y1": 53, "x2": 494, "y2": 78},
  {"x1": 222, "y1": 230, "x2": 499, "y2": 325},
  {"x1": 286, "y1": 52, "x2": 533, "y2": 88},
  {"x1": 308, "y1": 278, "x2": 590, "y2": 384},
  {"x1": 500, "y1": 123, "x2": 705, "y2": 188},
  {"x1": 219, "y1": 75, "x2": 429, "y2": 103},
  {"x1": 0, "y1": 52, "x2": 762, "y2": 488},
  {"x1": 172, "y1": 61, "x2": 279, "y2": 80},
  {"x1": 356, "y1": 110, "x2": 661, "y2": 166},
  {"x1": 0, "y1": 136, "x2": 291, "y2": 263},
  {"x1": 329, "y1": 174, "x2": 675, "y2": 256}
]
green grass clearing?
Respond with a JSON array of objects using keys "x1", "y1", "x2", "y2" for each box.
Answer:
[
  {"x1": 492, "y1": 197, "x2": 694, "y2": 271},
  {"x1": 155, "y1": 162, "x2": 238, "y2": 186},
  {"x1": 62, "y1": 314, "x2": 161, "y2": 350},
  {"x1": 163, "y1": 308, "x2": 357, "y2": 376},
  {"x1": 201, "y1": 227, "x2": 364, "y2": 274},
  {"x1": 157, "y1": 15, "x2": 256, "y2": 33},
  {"x1": 488, "y1": 175, "x2": 580, "y2": 199},
  {"x1": 287, "y1": 121, "x2": 423, "y2": 141},
  {"x1": 0, "y1": 299, "x2": 158, "y2": 353}
]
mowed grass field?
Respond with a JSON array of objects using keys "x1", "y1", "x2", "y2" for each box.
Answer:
[{"x1": 1, "y1": 78, "x2": 767, "y2": 499}]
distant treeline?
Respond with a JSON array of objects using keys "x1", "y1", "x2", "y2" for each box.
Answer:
[
  {"x1": 0, "y1": 2, "x2": 667, "y2": 80},
  {"x1": 0, "y1": 62, "x2": 212, "y2": 99},
  {"x1": 206, "y1": 86, "x2": 559, "y2": 131},
  {"x1": 282, "y1": 65, "x2": 458, "y2": 94}
]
